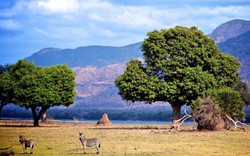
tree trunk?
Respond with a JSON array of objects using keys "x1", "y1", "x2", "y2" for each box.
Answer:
[
  {"x1": 170, "y1": 102, "x2": 182, "y2": 120},
  {"x1": 31, "y1": 106, "x2": 49, "y2": 127},
  {"x1": 0, "y1": 103, "x2": 4, "y2": 120},
  {"x1": 31, "y1": 108, "x2": 40, "y2": 127}
]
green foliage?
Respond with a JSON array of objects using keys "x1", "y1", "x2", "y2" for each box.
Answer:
[
  {"x1": 0, "y1": 72, "x2": 13, "y2": 118},
  {"x1": 44, "y1": 65, "x2": 76, "y2": 107},
  {"x1": 115, "y1": 60, "x2": 160, "y2": 103},
  {"x1": 0, "y1": 73, "x2": 13, "y2": 105},
  {"x1": 115, "y1": 26, "x2": 240, "y2": 120},
  {"x1": 233, "y1": 80, "x2": 250, "y2": 105},
  {"x1": 9, "y1": 60, "x2": 76, "y2": 126},
  {"x1": 205, "y1": 88, "x2": 245, "y2": 120},
  {"x1": 142, "y1": 26, "x2": 239, "y2": 85}
]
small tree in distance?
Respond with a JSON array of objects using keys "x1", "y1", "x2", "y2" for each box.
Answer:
[{"x1": 10, "y1": 60, "x2": 76, "y2": 126}]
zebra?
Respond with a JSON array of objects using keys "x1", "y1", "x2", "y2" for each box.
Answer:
[
  {"x1": 79, "y1": 133, "x2": 100, "y2": 154},
  {"x1": 19, "y1": 135, "x2": 35, "y2": 154}
]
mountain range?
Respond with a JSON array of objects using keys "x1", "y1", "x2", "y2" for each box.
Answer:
[{"x1": 27, "y1": 42, "x2": 142, "y2": 68}]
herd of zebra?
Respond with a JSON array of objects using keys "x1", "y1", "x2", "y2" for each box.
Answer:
[{"x1": 19, "y1": 133, "x2": 101, "y2": 154}]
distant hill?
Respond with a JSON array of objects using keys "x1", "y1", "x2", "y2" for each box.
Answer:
[
  {"x1": 218, "y1": 31, "x2": 250, "y2": 86},
  {"x1": 72, "y1": 64, "x2": 126, "y2": 108},
  {"x1": 26, "y1": 42, "x2": 142, "y2": 68},
  {"x1": 208, "y1": 19, "x2": 250, "y2": 43}
]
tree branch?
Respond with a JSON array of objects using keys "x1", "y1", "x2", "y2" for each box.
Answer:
[
  {"x1": 170, "y1": 109, "x2": 192, "y2": 131},
  {"x1": 225, "y1": 115, "x2": 248, "y2": 132}
]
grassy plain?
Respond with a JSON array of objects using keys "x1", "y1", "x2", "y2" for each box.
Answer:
[{"x1": 0, "y1": 121, "x2": 249, "y2": 156}]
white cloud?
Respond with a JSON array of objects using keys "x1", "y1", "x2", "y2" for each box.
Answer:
[
  {"x1": 51, "y1": 27, "x2": 88, "y2": 39},
  {"x1": 35, "y1": 0, "x2": 80, "y2": 14},
  {"x1": 80, "y1": 0, "x2": 113, "y2": 10},
  {"x1": 100, "y1": 29, "x2": 117, "y2": 37},
  {"x1": 33, "y1": 28, "x2": 50, "y2": 36},
  {"x1": 0, "y1": 19, "x2": 21, "y2": 30},
  {"x1": 88, "y1": 13, "x2": 104, "y2": 21},
  {"x1": 1, "y1": 0, "x2": 250, "y2": 49}
]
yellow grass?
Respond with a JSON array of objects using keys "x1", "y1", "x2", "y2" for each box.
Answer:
[{"x1": 0, "y1": 121, "x2": 249, "y2": 156}]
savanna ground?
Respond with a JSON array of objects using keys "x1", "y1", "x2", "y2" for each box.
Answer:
[{"x1": 0, "y1": 120, "x2": 249, "y2": 156}]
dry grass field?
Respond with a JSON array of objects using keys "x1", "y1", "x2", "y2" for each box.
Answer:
[{"x1": 0, "y1": 120, "x2": 249, "y2": 156}]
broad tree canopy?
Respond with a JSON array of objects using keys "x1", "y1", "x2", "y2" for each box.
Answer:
[
  {"x1": 10, "y1": 60, "x2": 76, "y2": 126},
  {"x1": 115, "y1": 26, "x2": 240, "y2": 120}
]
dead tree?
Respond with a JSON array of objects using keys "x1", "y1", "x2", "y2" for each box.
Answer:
[
  {"x1": 170, "y1": 109, "x2": 192, "y2": 131},
  {"x1": 225, "y1": 115, "x2": 248, "y2": 132}
]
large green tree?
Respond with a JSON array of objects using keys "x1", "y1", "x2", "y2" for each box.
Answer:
[
  {"x1": 115, "y1": 26, "x2": 240, "y2": 120},
  {"x1": 0, "y1": 72, "x2": 13, "y2": 119},
  {"x1": 10, "y1": 60, "x2": 76, "y2": 126}
]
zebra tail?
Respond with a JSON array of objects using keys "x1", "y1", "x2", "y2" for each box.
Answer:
[{"x1": 99, "y1": 143, "x2": 101, "y2": 148}]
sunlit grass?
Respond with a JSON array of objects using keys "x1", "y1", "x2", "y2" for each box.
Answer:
[{"x1": 0, "y1": 121, "x2": 249, "y2": 155}]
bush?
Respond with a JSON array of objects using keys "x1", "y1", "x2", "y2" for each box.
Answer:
[
  {"x1": 192, "y1": 96, "x2": 225, "y2": 130},
  {"x1": 207, "y1": 87, "x2": 245, "y2": 120}
]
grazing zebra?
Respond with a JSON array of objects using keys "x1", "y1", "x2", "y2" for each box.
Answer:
[
  {"x1": 79, "y1": 133, "x2": 100, "y2": 154},
  {"x1": 19, "y1": 135, "x2": 35, "y2": 154}
]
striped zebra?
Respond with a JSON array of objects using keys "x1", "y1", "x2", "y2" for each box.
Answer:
[
  {"x1": 19, "y1": 135, "x2": 35, "y2": 154},
  {"x1": 79, "y1": 133, "x2": 100, "y2": 154}
]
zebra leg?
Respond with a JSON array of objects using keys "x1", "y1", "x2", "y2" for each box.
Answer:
[
  {"x1": 24, "y1": 147, "x2": 27, "y2": 154},
  {"x1": 96, "y1": 144, "x2": 99, "y2": 154},
  {"x1": 30, "y1": 145, "x2": 34, "y2": 154},
  {"x1": 22, "y1": 144, "x2": 25, "y2": 153},
  {"x1": 83, "y1": 145, "x2": 86, "y2": 154}
]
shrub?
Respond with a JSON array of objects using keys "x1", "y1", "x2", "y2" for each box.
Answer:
[
  {"x1": 207, "y1": 87, "x2": 245, "y2": 120},
  {"x1": 192, "y1": 96, "x2": 225, "y2": 130}
]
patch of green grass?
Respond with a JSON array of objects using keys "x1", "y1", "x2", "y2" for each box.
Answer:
[{"x1": 0, "y1": 122, "x2": 249, "y2": 155}]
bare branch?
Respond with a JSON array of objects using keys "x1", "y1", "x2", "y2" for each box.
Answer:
[
  {"x1": 170, "y1": 109, "x2": 192, "y2": 131},
  {"x1": 225, "y1": 115, "x2": 248, "y2": 132}
]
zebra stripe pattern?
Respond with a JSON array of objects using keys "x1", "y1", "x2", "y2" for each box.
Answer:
[
  {"x1": 19, "y1": 135, "x2": 35, "y2": 154},
  {"x1": 79, "y1": 133, "x2": 100, "y2": 154}
]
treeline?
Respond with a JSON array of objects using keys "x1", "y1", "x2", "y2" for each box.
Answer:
[
  {"x1": 1, "y1": 105, "x2": 173, "y2": 121},
  {"x1": 2, "y1": 104, "x2": 250, "y2": 122},
  {"x1": 47, "y1": 108, "x2": 174, "y2": 121}
]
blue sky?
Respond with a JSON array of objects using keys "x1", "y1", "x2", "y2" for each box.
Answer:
[{"x1": 0, "y1": 0, "x2": 250, "y2": 64}]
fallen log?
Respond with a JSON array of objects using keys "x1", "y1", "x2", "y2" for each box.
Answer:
[
  {"x1": 170, "y1": 109, "x2": 192, "y2": 131},
  {"x1": 225, "y1": 115, "x2": 248, "y2": 132}
]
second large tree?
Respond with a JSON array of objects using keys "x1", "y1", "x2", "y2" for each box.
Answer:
[
  {"x1": 10, "y1": 60, "x2": 76, "y2": 126},
  {"x1": 115, "y1": 26, "x2": 240, "y2": 120}
]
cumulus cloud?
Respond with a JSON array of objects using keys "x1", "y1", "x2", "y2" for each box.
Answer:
[
  {"x1": 10, "y1": 0, "x2": 248, "y2": 35},
  {"x1": 35, "y1": 0, "x2": 80, "y2": 14}
]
